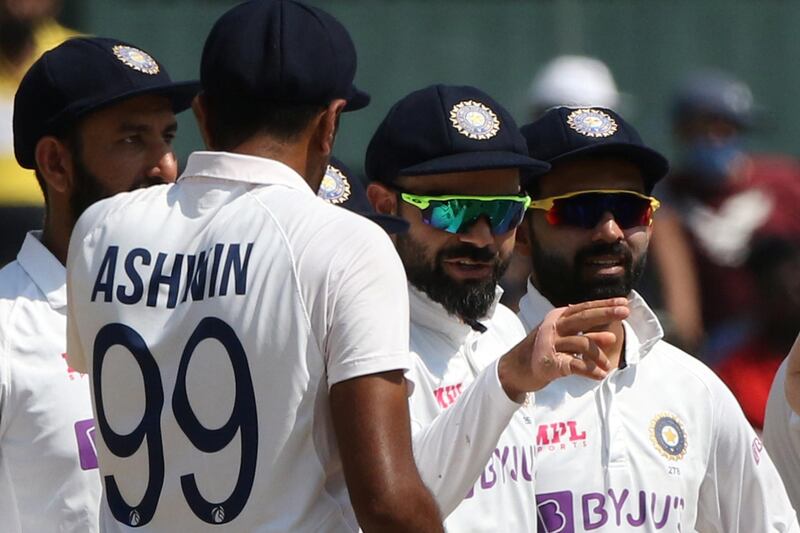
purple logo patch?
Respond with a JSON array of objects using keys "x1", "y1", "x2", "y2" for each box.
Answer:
[
  {"x1": 537, "y1": 491, "x2": 575, "y2": 533},
  {"x1": 74, "y1": 418, "x2": 98, "y2": 470}
]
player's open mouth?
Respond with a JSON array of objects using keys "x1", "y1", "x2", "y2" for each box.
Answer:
[
  {"x1": 583, "y1": 255, "x2": 625, "y2": 276},
  {"x1": 443, "y1": 258, "x2": 494, "y2": 278}
]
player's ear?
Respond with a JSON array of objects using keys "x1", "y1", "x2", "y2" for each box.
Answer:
[
  {"x1": 313, "y1": 99, "x2": 346, "y2": 157},
  {"x1": 35, "y1": 135, "x2": 74, "y2": 196},
  {"x1": 192, "y1": 93, "x2": 215, "y2": 150},
  {"x1": 367, "y1": 182, "x2": 398, "y2": 217},
  {"x1": 515, "y1": 212, "x2": 534, "y2": 257}
]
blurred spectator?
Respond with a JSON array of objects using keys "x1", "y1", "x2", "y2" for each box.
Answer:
[
  {"x1": 714, "y1": 237, "x2": 800, "y2": 429},
  {"x1": 0, "y1": 0, "x2": 75, "y2": 266},
  {"x1": 527, "y1": 54, "x2": 622, "y2": 119},
  {"x1": 652, "y1": 68, "x2": 800, "y2": 360},
  {"x1": 502, "y1": 55, "x2": 623, "y2": 311}
]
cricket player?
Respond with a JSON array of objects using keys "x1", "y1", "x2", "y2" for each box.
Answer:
[
  {"x1": 65, "y1": 1, "x2": 443, "y2": 531},
  {"x1": 0, "y1": 37, "x2": 197, "y2": 532},
  {"x1": 764, "y1": 334, "x2": 800, "y2": 511},
  {"x1": 364, "y1": 84, "x2": 628, "y2": 531},
  {"x1": 516, "y1": 106, "x2": 798, "y2": 532}
]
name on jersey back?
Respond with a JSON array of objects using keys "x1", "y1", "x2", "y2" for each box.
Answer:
[{"x1": 89, "y1": 243, "x2": 254, "y2": 308}]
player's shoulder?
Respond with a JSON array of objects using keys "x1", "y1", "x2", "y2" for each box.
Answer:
[
  {"x1": 299, "y1": 198, "x2": 396, "y2": 254},
  {"x1": 72, "y1": 183, "x2": 172, "y2": 243},
  {"x1": 0, "y1": 260, "x2": 39, "y2": 355},
  {"x1": 651, "y1": 340, "x2": 738, "y2": 399},
  {"x1": 488, "y1": 302, "x2": 527, "y2": 340}
]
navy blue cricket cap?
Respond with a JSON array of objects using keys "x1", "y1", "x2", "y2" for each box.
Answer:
[
  {"x1": 13, "y1": 36, "x2": 199, "y2": 170},
  {"x1": 365, "y1": 84, "x2": 550, "y2": 184},
  {"x1": 201, "y1": 0, "x2": 369, "y2": 111},
  {"x1": 519, "y1": 106, "x2": 669, "y2": 193},
  {"x1": 319, "y1": 157, "x2": 409, "y2": 234}
]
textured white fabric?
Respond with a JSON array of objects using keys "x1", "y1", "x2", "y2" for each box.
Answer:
[
  {"x1": 406, "y1": 285, "x2": 539, "y2": 531},
  {"x1": 764, "y1": 348, "x2": 800, "y2": 515},
  {"x1": 518, "y1": 283, "x2": 798, "y2": 532},
  {"x1": 0, "y1": 232, "x2": 101, "y2": 532},
  {"x1": 67, "y1": 151, "x2": 412, "y2": 532}
]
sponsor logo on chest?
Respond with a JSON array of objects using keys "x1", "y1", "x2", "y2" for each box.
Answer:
[
  {"x1": 536, "y1": 420, "x2": 588, "y2": 452},
  {"x1": 434, "y1": 382, "x2": 464, "y2": 409},
  {"x1": 537, "y1": 489, "x2": 686, "y2": 532}
]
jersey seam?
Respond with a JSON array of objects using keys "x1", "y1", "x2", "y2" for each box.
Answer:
[{"x1": 246, "y1": 190, "x2": 315, "y2": 335}]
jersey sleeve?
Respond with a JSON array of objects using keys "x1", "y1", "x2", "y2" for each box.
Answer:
[
  {"x1": 409, "y1": 358, "x2": 521, "y2": 518},
  {"x1": 764, "y1": 358, "x2": 800, "y2": 514},
  {"x1": 695, "y1": 375, "x2": 799, "y2": 532},
  {"x1": 324, "y1": 221, "x2": 411, "y2": 387}
]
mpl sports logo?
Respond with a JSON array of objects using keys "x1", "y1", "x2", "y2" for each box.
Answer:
[
  {"x1": 536, "y1": 489, "x2": 686, "y2": 532},
  {"x1": 536, "y1": 420, "x2": 587, "y2": 453},
  {"x1": 434, "y1": 383, "x2": 463, "y2": 409}
]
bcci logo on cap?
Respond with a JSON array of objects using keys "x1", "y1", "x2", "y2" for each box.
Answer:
[
  {"x1": 112, "y1": 45, "x2": 160, "y2": 75},
  {"x1": 649, "y1": 413, "x2": 687, "y2": 461},
  {"x1": 449, "y1": 100, "x2": 500, "y2": 140},
  {"x1": 318, "y1": 164, "x2": 351, "y2": 204},
  {"x1": 566, "y1": 108, "x2": 618, "y2": 138}
]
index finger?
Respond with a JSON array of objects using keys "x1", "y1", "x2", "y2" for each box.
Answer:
[
  {"x1": 560, "y1": 298, "x2": 629, "y2": 318},
  {"x1": 557, "y1": 304, "x2": 629, "y2": 336}
]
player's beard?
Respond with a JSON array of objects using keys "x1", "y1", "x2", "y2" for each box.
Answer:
[
  {"x1": 69, "y1": 155, "x2": 113, "y2": 224},
  {"x1": 396, "y1": 233, "x2": 511, "y2": 322},
  {"x1": 530, "y1": 238, "x2": 646, "y2": 308}
]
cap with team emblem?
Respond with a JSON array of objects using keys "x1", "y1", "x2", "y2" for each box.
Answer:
[
  {"x1": 201, "y1": 0, "x2": 369, "y2": 111},
  {"x1": 519, "y1": 106, "x2": 669, "y2": 192},
  {"x1": 365, "y1": 84, "x2": 549, "y2": 184},
  {"x1": 13, "y1": 36, "x2": 199, "y2": 169},
  {"x1": 320, "y1": 157, "x2": 409, "y2": 234}
]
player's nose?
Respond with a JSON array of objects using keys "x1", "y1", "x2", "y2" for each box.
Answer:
[
  {"x1": 146, "y1": 150, "x2": 178, "y2": 184},
  {"x1": 592, "y1": 212, "x2": 624, "y2": 243},
  {"x1": 459, "y1": 217, "x2": 495, "y2": 248}
]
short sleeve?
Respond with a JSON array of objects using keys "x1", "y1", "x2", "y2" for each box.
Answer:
[{"x1": 323, "y1": 220, "x2": 411, "y2": 387}]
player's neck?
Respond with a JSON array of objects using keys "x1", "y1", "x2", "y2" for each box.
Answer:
[
  {"x1": 230, "y1": 135, "x2": 310, "y2": 183},
  {"x1": 41, "y1": 206, "x2": 71, "y2": 266}
]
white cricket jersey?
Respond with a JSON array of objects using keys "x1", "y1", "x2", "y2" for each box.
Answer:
[
  {"x1": 0, "y1": 232, "x2": 101, "y2": 533},
  {"x1": 518, "y1": 281, "x2": 799, "y2": 532},
  {"x1": 764, "y1": 340, "x2": 800, "y2": 513},
  {"x1": 66, "y1": 151, "x2": 412, "y2": 532},
  {"x1": 405, "y1": 285, "x2": 538, "y2": 531}
]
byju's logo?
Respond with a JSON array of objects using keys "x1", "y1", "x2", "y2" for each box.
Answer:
[
  {"x1": 537, "y1": 491, "x2": 575, "y2": 533},
  {"x1": 74, "y1": 418, "x2": 98, "y2": 470},
  {"x1": 537, "y1": 489, "x2": 685, "y2": 531}
]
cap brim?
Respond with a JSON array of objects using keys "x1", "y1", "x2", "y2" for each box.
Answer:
[
  {"x1": 549, "y1": 143, "x2": 670, "y2": 187},
  {"x1": 365, "y1": 213, "x2": 409, "y2": 234},
  {"x1": 398, "y1": 151, "x2": 551, "y2": 179},
  {"x1": 55, "y1": 80, "x2": 201, "y2": 127},
  {"x1": 343, "y1": 85, "x2": 370, "y2": 112}
]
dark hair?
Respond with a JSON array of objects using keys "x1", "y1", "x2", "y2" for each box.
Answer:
[{"x1": 203, "y1": 92, "x2": 326, "y2": 151}]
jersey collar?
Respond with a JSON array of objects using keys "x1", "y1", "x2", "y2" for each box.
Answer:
[
  {"x1": 16, "y1": 231, "x2": 66, "y2": 310},
  {"x1": 178, "y1": 151, "x2": 315, "y2": 193},
  {"x1": 517, "y1": 281, "x2": 664, "y2": 365}
]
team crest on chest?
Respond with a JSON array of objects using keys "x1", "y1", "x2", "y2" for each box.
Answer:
[
  {"x1": 649, "y1": 412, "x2": 687, "y2": 461},
  {"x1": 112, "y1": 45, "x2": 160, "y2": 75},
  {"x1": 449, "y1": 100, "x2": 500, "y2": 140},
  {"x1": 318, "y1": 164, "x2": 351, "y2": 204},
  {"x1": 566, "y1": 108, "x2": 618, "y2": 138}
]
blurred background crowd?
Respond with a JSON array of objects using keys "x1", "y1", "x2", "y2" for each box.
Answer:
[{"x1": 2, "y1": 0, "x2": 799, "y2": 431}]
